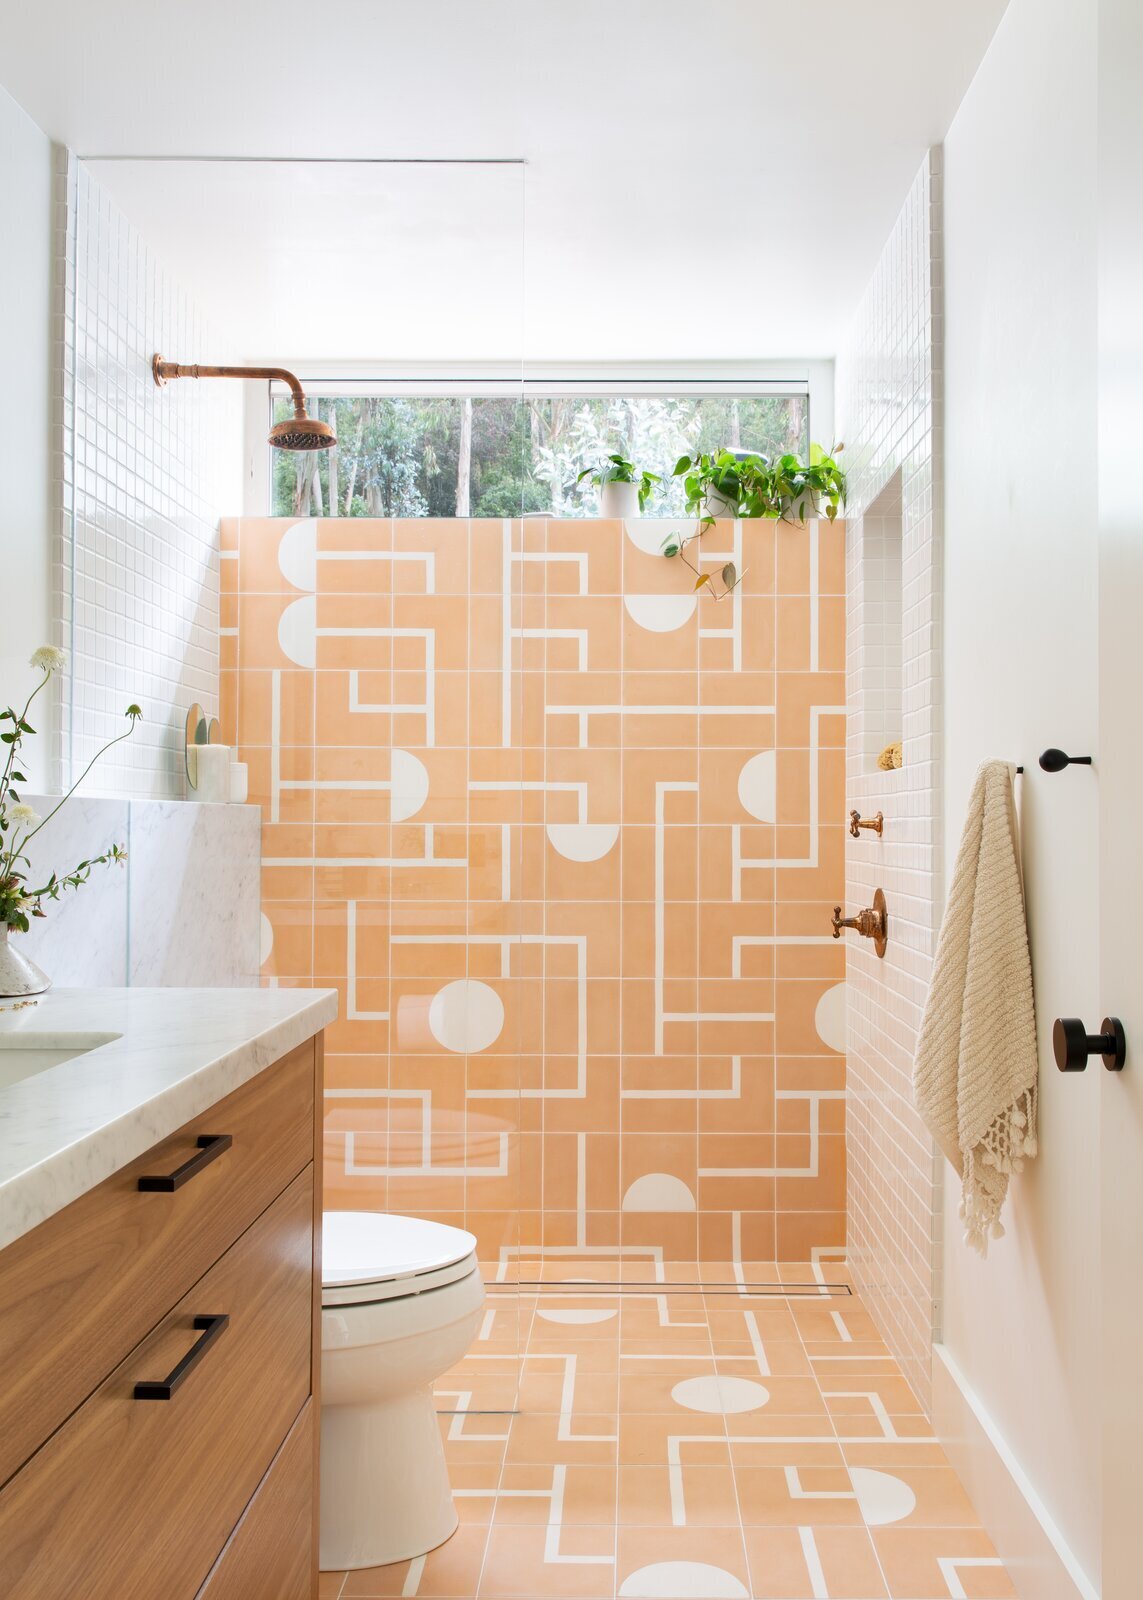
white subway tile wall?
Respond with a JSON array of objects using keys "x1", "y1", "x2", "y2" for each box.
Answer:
[
  {"x1": 835, "y1": 149, "x2": 944, "y2": 1413},
  {"x1": 53, "y1": 152, "x2": 240, "y2": 797}
]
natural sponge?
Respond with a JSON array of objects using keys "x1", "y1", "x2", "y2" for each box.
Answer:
[{"x1": 877, "y1": 741, "x2": 902, "y2": 771}]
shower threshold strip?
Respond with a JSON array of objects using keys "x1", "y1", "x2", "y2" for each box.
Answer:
[{"x1": 488, "y1": 1279, "x2": 853, "y2": 1298}]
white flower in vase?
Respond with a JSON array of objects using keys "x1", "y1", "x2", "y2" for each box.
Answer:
[{"x1": 0, "y1": 646, "x2": 142, "y2": 997}]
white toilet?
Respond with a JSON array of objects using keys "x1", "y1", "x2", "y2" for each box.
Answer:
[{"x1": 319, "y1": 1211, "x2": 485, "y2": 1572}]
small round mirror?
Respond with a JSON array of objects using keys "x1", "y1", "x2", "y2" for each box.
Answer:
[{"x1": 185, "y1": 702, "x2": 207, "y2": 788}]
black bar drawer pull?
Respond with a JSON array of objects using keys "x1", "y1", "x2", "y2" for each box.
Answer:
[
  {"x1": 138, "y1": 1133, "x2": 233, "y2": 1192},
  {"x1": 134, "y1": 1313, "x2": 230, "y2": 1400}
]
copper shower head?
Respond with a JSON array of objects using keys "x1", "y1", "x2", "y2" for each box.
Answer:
[
  {"x1": 267, "y1": 414, "x2": 337, "y2": 451},
  {"x1": 152, "y1": 355, "x2": 337, "y2": 452}
]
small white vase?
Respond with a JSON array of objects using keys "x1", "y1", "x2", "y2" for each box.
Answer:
[
  {"x1": 0, "y1": 925, "x2": 50, "y2": 997},
  {"x1": 600, "y1": 480, "x2": 641, "y2": 519}
]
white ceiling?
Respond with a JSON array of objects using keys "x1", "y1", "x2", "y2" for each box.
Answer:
[
  {"x1": 2, "y1": 0, "x2": 1008, "y2": 363},
  {"x1": 86, "y1": 159, "x2": 530, "y2": 365}
]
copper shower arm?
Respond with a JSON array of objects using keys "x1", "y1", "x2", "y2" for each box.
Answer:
[
  {"x1": 152, "y1": 354, "x2": 336, "y2": 451},
  {"x1": 152, "y1": 355, "x2": 309, "y2": 417}
]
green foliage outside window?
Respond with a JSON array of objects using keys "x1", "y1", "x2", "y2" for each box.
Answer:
[{"x1": 271, "y1": 393, "x2": 808, "y2": 518}]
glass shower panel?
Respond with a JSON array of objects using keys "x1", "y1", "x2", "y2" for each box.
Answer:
[{"x1": 187, "y1": 160, "x2": 531, "y2": 1386}]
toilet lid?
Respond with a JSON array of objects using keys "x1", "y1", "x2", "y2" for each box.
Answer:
[{"x1": 322, "y1": 1211, "x2": 478, "y2": 1305}]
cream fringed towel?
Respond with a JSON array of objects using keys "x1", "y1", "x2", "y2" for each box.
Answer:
[{"x1": 913, "y1": 760, "x2": 1039, "y2": 1254}]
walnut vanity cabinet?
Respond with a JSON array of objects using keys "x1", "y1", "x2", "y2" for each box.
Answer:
[{"x1": 0, "y1": 1033, "x2": 324, "y2": 1600}]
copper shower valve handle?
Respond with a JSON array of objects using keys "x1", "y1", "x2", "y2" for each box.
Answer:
[
  {"x1": 849, "y1": 809, "x2": 883, "y2": 838},
  {"x1": 831, "y1": 888, "x2": 888, "y2": 958}
]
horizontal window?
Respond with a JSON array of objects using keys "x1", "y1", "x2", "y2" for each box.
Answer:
[{"x1": 270, "y1": 393, "x2": 809, "y2": 519}]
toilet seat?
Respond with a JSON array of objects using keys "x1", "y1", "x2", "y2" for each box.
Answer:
[{"x1": 322, "y1": 1211, "x2": 479, "y2": 1307}]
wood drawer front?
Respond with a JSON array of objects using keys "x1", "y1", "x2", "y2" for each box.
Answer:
[
  {"x1": 195, "y1": 1402, "x2": 315, "y2": 1600},
  {"x1": 0, "y1": 1169, "x2": 314, "y2": 1600},
  {"x1": 0, "y1": 1040, "x2": 314, "y2": 1488}
]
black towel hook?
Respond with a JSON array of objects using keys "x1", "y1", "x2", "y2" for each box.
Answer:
[{"x1": 1039, "y1": 749, "x2": 1093, "y2": 773}]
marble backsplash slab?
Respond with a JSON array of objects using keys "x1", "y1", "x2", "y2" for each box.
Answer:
[
  {"x1": 13, "y1": 796, "x2": 260, "y2": 988},
  {"x1": 126, "y1": 801, "x2": 260, "y2": 986}
]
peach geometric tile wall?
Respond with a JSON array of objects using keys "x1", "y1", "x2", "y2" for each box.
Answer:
[{"x1": 221, "y1": 514, "x2": 847, "y2": 1264}]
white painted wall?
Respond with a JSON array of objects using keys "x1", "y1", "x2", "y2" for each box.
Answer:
[
  {"x1": 1096, "y1": 6, "x2": 1143, "y2": 1597},
  {"x1": 0, "y1": 85, "x2": 53, "y2": 787},
  {"x1": 941, "y1": 0, "x2": 1101, "y2": 1592}
]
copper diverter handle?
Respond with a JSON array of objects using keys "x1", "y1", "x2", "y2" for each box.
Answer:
[
  {"x1": 831, "y1": 888, "x2": 888, "y2": 958},
  {"x1": 849, "y1": 809, "x2": 883, "y2": 838}
]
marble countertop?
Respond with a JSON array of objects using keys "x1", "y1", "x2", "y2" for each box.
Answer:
[{"x1": 0, "y1": 986, "x2": 338, "y2": 1252}]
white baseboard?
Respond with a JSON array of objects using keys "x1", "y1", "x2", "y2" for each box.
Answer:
[{"x1": 932, "y1": 1344, "x2": 1098, "y2": 1600}]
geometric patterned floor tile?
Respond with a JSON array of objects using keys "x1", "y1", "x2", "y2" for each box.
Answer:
[{"x1": 321, "y1": 1278, "x2": 1017, "y2": 1600}]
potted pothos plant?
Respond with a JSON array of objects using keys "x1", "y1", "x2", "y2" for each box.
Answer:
[
  {"x1": 662, "y1": 443, "x2": 846, "y2": 599},
  {"x1": 577, "y1": 454, "x2": 660, "y2": 518},
  {"x1": 770, "y1": 442, "x2": 846, "y2": 524},
  {"x1": 672, "y1": 448, "x2": 773, "y2": 520},
  {"x1": 0, "y1": 646, "x2": 142, "y2": 997}
]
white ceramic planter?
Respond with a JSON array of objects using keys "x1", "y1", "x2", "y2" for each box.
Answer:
[
  {"x1": 600, "y1": 479, "x2": 642, "y2": 519},
  {"x1": 702, "y1": 486, "x2": 739, "y2": 519},
  {"x1": 780, "y1": 489, "x2": 822, "y2": 523}
]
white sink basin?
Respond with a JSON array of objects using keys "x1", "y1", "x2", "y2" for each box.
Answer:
[{"x1": 0, "y1": 1032, "x2": 122, "y2": 1090}]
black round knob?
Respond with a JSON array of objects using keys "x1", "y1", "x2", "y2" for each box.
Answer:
[
  {"x1": 1054, "y1": 1016, "x2": 1126, "y2": 1072},
  {"x1": 1054, "y1": 1017, "x2": 1091, "y2": 1070}
]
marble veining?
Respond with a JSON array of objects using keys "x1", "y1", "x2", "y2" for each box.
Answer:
[
  {"x1": 0, "y1": 986, "x2": 337, "y2": 1251},
  {"x1": 15, "y1": 795, "x2": 130, "y2": 985},
  {"x1": 127, "y1": 800, "x2": 261, "y2": 986},
  {"x1": 13, "y1": 795, "x2": 260, "y2": 989}
]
